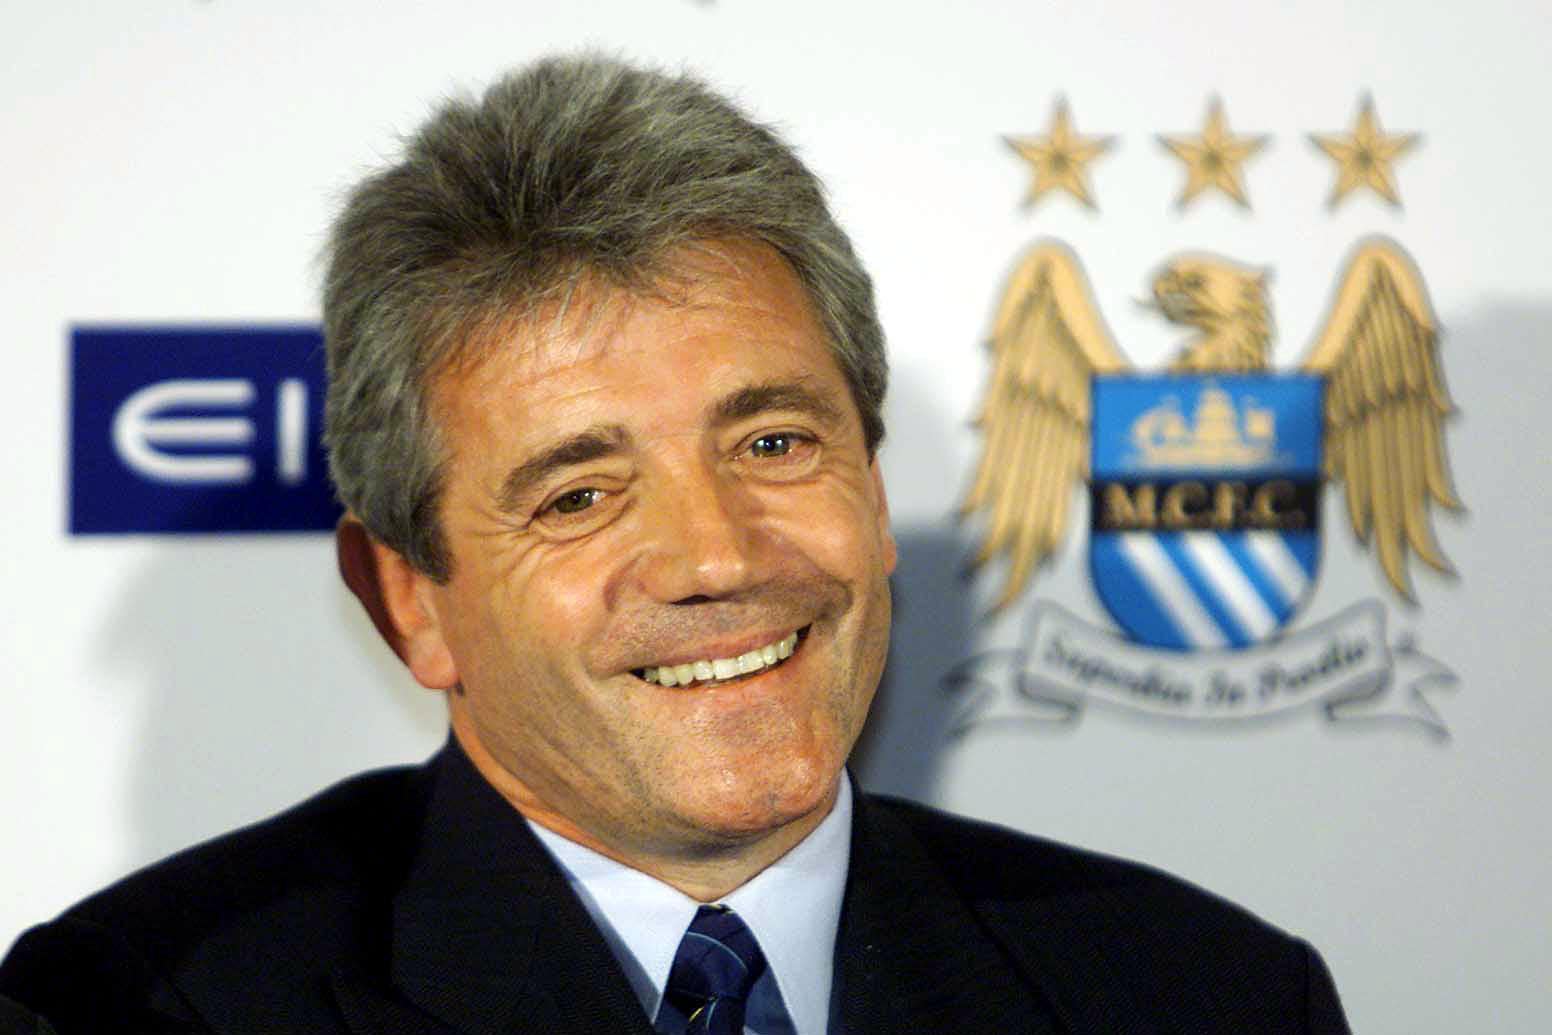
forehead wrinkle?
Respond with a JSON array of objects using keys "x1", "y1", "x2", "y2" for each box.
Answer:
[{"x1": 496, "y1": 424, "x2": 632, "y2": 514}]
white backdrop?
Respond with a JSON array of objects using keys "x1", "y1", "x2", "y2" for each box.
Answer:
[{"x1": 4, "y1": 2, "x2": 1550, "y2": 1030}]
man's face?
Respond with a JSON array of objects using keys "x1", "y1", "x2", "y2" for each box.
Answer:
[{"x1": 405, "y1": 240, "x2": 895, "y2": 861}]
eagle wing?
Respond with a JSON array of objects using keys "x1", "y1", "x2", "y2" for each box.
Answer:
[
  {"x1": 1302, "y1": 238, "x2": 1461, "y2": 600},
  {"x1": 961, "y1": 241, "x2": 1128, "y2": 608}
]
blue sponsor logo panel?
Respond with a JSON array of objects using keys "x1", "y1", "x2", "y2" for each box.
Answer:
[
  {"x1": 1088, "y1": 374, "x2": 1323, "y2": 651},
  {"x1": 70, "y1": 326, "x2": 341, "y2": 534}
]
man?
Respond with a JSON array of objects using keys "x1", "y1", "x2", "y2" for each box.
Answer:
[{"x1": 0, "y1": 55, "x2": 1350, "y2": 1033}]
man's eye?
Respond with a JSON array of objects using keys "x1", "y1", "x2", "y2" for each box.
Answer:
[
  {"x1": 750, "y1": 434, "x2": 793, "y2": 458},
  {"x1": 550, "y1": 488, "x2": 602, "y2": 515},
  {"x1": 737, "y1": 431, "x2": 818, "y2": 480}
]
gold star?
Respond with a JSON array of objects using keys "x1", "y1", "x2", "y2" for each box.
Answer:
[
  {"x1": 1005, "y1": 98, "x2": 1114, "y2": 210},
  {"x1": 1310, "y1": 95, "x2": 1419, "y2": 209},
  {"x1": 1159, "y1": 97, "x2": 1268, "y2": 210}
]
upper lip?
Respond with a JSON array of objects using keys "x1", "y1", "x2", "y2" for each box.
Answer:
[{"x1": 627, "y1": 626, "x2": 807, "y2": 671}]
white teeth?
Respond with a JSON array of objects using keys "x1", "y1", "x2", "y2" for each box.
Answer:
[{"x1": 639, "y1": 631, "x2": 801, "y2": 687}]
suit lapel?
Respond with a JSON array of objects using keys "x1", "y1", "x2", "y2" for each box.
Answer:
[
  {"x1": 331, "y1": 742, "x2": 656, "y2": 1035},
  {"x1": 835, "y1": 792, "x2": 1066, "y2": 1035}
]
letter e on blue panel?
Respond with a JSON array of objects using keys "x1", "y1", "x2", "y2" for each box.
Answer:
[{"x1": 69, "y1": 327, "x2": 341, "y2": 533}]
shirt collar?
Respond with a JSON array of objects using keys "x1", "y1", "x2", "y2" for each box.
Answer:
[{"x1": 528, "y1": 779, "x2": 852, "y2": 1035}]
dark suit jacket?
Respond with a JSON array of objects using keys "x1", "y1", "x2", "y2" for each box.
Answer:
[{"x1": 0, "y1": 742, "x2": 1349, "y2": 1034}]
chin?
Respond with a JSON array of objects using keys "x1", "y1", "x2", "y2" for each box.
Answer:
[{"x1": 669, "y1": 755, "x2": 843, "y2": 844}]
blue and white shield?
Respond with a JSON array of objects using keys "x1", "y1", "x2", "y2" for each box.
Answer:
[{"x1": 1088, "y1": 375, "x2": 1323, "y2": 650}]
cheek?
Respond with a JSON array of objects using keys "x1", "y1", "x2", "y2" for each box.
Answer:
[
  {"x1": 793, "y1": 487, "x2": 893, "y2": 577},
  {"x1": 493, "y1": 577, "x2": 587, "y2": 669},
  {"x1": 496, "y1": 545, "x2": 633, "y2": 687}
]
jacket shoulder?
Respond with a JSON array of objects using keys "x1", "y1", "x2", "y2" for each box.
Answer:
[
  {"x1": 75, "y1": 762, "x2": 427, "y2": 939},
  {"x1": 863, "y1": 794, "x2": 1349, "y2": 1033},
  {"x1": 0, "y1": 762, "x2": 433, "y2": 1031},
  {"x1": 867, "y1": 792, "x2": 1267, "y2": 922}
]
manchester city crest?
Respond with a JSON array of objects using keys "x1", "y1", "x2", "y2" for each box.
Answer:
[{"x1": 954, "y1": 233, "x2": 1463, "y2": 735}]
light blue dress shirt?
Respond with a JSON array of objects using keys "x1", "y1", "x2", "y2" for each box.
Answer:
[{"x1": 529, "y1": 779, "x2": 853, "y2": 1035}]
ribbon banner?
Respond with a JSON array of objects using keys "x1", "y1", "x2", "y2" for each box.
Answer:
[{"x1": 945, "y1": 600, "x2": 1456, "y2": 739}]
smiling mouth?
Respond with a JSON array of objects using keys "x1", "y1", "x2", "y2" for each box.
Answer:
[{"x1": 633, "y1": 628, "x2": 806, "y2": 688}]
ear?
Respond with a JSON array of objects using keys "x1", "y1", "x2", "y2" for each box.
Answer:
[
  {"x1": 336, "y1": 513, "x2": 460, "y2": 691},
  {"x1": 868, "y1": 458, "x2": 898, "y2": 576}
]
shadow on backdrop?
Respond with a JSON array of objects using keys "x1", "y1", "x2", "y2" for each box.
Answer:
[
  {"x1": 849, "y1": 523, "x2": 976, "y2": 802},
  {"x1": 101, "y1": 543, "x2": 444, "y2": 863},
  {"x1": 849, "y1": 366, "x2": 981, "y2": 801},
  {"x1": 1421, "y1": 300, "x2": 1550, "y2": 639}
]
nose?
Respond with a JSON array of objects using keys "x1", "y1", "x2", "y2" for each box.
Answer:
[{"x1": 632, "y1": 466, "x2": 762, "y2": 604}]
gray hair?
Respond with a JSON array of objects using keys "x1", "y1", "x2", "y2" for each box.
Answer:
[{"x1": 323, "y1": 54, "x2": 887, "y2": 580}]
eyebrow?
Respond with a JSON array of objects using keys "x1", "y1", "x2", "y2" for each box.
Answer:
[
  {"x1": 712, "y1": 380, "x2": 846, "y2": 427},
  {"x1": 496, "y1": 425, "x2": 630, "y2": 513}
]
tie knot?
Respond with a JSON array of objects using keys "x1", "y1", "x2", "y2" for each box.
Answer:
[{"x1": 660, "y1": 905, "x2": 767, "y2": 1034}]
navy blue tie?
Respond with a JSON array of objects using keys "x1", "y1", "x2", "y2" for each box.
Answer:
[{"x1": 657, "y1": 905, "x2": 767, "y2": 1035}]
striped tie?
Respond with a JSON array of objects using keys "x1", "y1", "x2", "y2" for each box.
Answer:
[{"x1": 657, "y1": 905, "x2": 767, "y2": 1035}]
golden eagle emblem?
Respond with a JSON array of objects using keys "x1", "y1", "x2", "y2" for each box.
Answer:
[{"x1": 961, "y1": 237, "x2": 1461, "y2": 608}]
